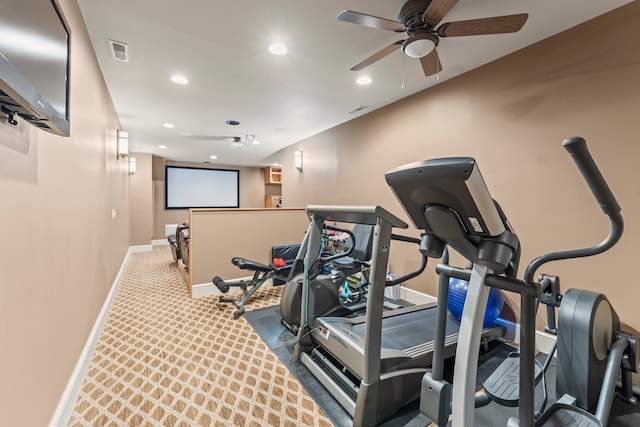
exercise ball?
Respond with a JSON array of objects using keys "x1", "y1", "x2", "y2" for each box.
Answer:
[{"x1": 447, "y1": 278, "x2": 505, "y2": 327}]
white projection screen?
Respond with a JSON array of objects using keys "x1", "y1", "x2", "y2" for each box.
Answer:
[{"x1": 165, "y1": 166, "x2": 239, "y2": 209}]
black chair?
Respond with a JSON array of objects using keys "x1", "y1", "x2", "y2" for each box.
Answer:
[
  {"x1": 212, "y1": 243, "x2": 300, "y2": 319},
  {"x1": 168, "y1": 221, "x2": 189, "y2": 262},
  {"x1": 178, "y1": 226, "x2": 190, "y2": 270}
]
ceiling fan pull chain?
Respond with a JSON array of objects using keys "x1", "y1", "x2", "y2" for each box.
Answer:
[
  {"x1": 436, "y1": 47, "x2": 440, "y2": 82},
  {"x1": 401, "y1": 53, "x2": 406, "y2": 89}
]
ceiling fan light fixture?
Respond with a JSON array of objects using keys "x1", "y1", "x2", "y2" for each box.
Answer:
[{"x1": 402, "y1": 35, "x2": 436, "y2": 59}]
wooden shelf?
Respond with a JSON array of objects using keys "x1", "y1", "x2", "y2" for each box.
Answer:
[{"x1": 265, "y1": 166, "x2": 282, "y2": 184}]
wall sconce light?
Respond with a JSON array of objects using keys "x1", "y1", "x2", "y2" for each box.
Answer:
[
  {"x1": 294, "y1": 150, "x2": 303, "y2": 172},
  {"x1": 129, "y1": 157, "x2": 137, "y2": 175},
  {"x1": 117, "y1": 130, "x2": 129, "y2": 159}
]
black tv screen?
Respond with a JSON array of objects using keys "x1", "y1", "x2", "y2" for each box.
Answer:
[
  {"x1": 165, "y1": 166, "x2": 240, "y2": 209},
  {"x1": 0, "y1": 0, "x2": 71, "y2": 136}
]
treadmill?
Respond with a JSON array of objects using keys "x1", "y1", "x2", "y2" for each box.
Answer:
[{"x1": 292, "y1": 205, "x2": 504, "y2": 427}]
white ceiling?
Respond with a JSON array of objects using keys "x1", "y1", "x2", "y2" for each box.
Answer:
[{"x1": 77, "y1": 0, "x2": 633, "y2": 166}]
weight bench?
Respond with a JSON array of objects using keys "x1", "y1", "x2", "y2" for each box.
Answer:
[{"x1": 212, "y1": 244, "x2": 300, "y2": 319}]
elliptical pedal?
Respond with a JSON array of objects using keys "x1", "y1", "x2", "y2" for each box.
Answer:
[
  {"x1": 483, "y1": 352, "x2": 543, "y2": 407},
  {"x1": 505, "y1": 394, "x2": 603, "y2": 426},
  {"x1": 534, "y1": 402, "x2": 601, "y2": 427}
]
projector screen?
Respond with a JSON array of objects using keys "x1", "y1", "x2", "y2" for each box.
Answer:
[{"x1": 165, "y1": 166, "x2": 239, "y2": 209}]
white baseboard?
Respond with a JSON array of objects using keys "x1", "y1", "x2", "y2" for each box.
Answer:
[
  {"x1": 129, "y1": 244, "x2": 152, "y2": 253},
  {"x1": 192, "y1": 282, "x2": 222, "y2": 298},
  {"x1": 152, "y1": 239, "x2": 169, "y2": 246},
  {"x1": 398, "y1": 286, "x2": 437, "y2": 305},
  {"x1": 48, "y1": 247, "x2": 135, "y2": 427}
]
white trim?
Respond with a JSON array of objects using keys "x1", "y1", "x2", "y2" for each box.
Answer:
[
  {"x1": 48, "y1": 247, "x2": 134, "y2": 427},
  {"x1": 152, "y1": 239, "x2": 169, "y2": 246},
  {"x1": 192, "y1": 282, "x2": 223, "y2": 298},
  {"x1": 398, "y1": 286, "x2": 437, "y2": 305},
  {"x1": 534, "y1": 329, "x2": 557, "y2": 355},
  {"x1": 130, "y1": 244, "x2": 153, "y2": 253}
]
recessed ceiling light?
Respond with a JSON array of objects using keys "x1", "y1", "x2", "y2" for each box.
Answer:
[
  {"x1": 252, "y1": 140, "x2": 261, "y2": 145},
  {"x1": 210, "y1": 155, "x2": 218, "y2": 160},
  {"x1": 269, "y1": 43, "x2": 288, "y2": 55},
  {"x1": 226, "y1": 120, "x2": 240, "y2": 126},
  {"x1": 163, "y1": 123, "x2": 175, "y2": 128},
  {"x1": 273, "y1": 163, "x2": 281, "y2": 166},
  {"x1": 170, "y1": 75, "x2": 189, "y2": 85},
  {"x1": 158, "y1": 145, "x2": 167, "y2": 149},
  {"x1": 356, "y1": 76, "x2": 372, "y2": 85}
]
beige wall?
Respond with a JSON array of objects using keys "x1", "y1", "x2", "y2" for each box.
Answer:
[
  {"x1": 269, "y1": 3, "x2": 640, "y2": 333},
  {"x1": 188, "y1": 208, "x2": 309, "y2": 290},
  {"x1": 129, "y1": 153, "x2": 154, "y2": 245},
  {"x1": 151, "y1": 159, "x2": 265, "y2": 240},
  {"x1": 0, "y1": 0, "x2": 130, "y2": 425}
]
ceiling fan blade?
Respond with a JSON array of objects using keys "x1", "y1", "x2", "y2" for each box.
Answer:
[
  {"x1": 437, "y1": 13, "x2": 529, "y2": 37},
  {"x1": 337, "y1": 10, "x2": 406, "y2": 32},
  {"x1": 350, "y1": 41, "x2": 403, "y2": 71},
  {"x1": 422, "y1": 0, "x2": 459, "y2": 26},
  {"x1": 186, "y1": 135, "x2": 235, "y2": 141},
  {"x1": 420, "y1": 49, "x2": 443, "y2": 76}
]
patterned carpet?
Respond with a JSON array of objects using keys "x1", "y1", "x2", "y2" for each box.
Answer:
[{"x1": 68, "y1": 246, "x2": 332, "y2": 426}]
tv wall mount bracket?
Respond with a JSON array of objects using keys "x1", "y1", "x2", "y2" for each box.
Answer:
[{"x1": 1, "y1": 105, "x2": 18, "y2": 126}]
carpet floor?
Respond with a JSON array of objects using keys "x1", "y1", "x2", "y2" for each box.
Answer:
[{"x1": 67, "y1": 246, "x2": 332, "y2": 427}]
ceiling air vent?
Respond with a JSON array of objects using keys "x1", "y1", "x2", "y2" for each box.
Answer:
[
  {"x1": 109, "y1": 40, "x2": 129, "y2": 62},
  {"x1": 349, "y1": 105, "x2": 368, "y2": 114}
]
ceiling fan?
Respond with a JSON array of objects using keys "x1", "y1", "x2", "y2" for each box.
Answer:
[
  {"x1": 184, "y1": 134, "x2": 256, "y2": 148},
  {"x1": 337, "y1": 0, "x2": 528, "y2": 76}
]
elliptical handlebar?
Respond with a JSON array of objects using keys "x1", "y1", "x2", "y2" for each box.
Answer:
[
  {"x1": 524, "y1": 137, "x2": 624, "y2": 283},
  {"x1": 318, "y1": 224, "x2": 356, "y2": 262},
  {"x1": 563, "y1": 136, "x2": 621, "y2": 215},
  {"x1": 385, "y1": 233, "x2": 428, "y2": 287}
]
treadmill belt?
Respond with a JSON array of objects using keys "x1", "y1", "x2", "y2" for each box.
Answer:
[{"x1": 350, "y1": 306, "x2": 461, "y2": 350}]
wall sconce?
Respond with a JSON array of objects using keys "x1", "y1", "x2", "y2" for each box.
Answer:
[
  {"x1": 129, "y1": 157, "x2": 137, "y2": 175},
  {"x1": 294, "y1": 150, "x2": 303, "y2": 172},
  {"x1": 117, "y1": 130, "x2": 129, "y2": 159}
]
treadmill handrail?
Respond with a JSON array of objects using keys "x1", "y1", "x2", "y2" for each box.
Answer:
[
  {"x1": 435, "y1": 264, "x2": 541, "y2": 298},
  {"x1": 306, "y1": 205, "x2": 409, "y2": 229}
]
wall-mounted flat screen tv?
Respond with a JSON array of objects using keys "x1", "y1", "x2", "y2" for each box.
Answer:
[
  {"x1": 165, "y1": 166, "x2": 240, "y2": 209},
  {"x1": 0, "y1": 0, "x2": 71, "y2": 136}
]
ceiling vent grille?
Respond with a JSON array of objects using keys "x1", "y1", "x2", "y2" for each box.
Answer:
[
  {"x1": 348, "y1": 105, "x2": 368, "y2": 114},
  {"x1": 109, "y1": 40, "x2": 129, "y2": 62}
]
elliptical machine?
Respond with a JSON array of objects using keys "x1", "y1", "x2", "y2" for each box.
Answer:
[
  {"x1": 279, "y1": 220, "x2": 426, "y2": 334},
  {"x1": 385, "y1": 137, "x2": 638, "y2": 427},
  {"x1": 279, "y1": 223, "x2": 376, "y2": 334}
]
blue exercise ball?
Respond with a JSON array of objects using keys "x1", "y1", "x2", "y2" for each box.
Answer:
[{"x1": 447, "y1": 277, "x2": 505, "y2": 327}]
